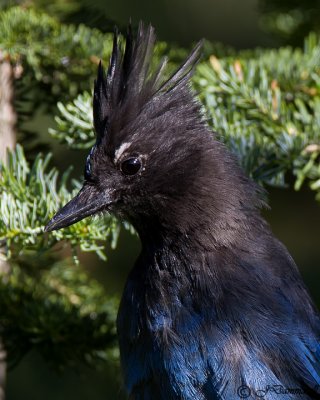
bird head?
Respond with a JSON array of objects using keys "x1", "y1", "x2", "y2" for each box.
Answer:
[{"x1": 45, "y1": 23, "x2": 262, "y2": 245}]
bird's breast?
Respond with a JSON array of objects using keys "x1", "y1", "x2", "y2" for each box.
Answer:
[{"x1": 116, "y1": 269, "x2": 220, "y2": 399}]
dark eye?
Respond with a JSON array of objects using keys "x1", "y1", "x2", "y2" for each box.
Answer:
[{"x1": 120, "y1": 157, "x2": 142, "y2": 176}]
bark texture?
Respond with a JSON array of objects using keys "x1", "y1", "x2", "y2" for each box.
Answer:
[{"x1": 0, "y1": 53, "x2": 17, "y2": 400}]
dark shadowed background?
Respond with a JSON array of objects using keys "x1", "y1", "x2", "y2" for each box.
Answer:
[{"x1": 5, "y1": 0, "x2": 320, "y2": 399}]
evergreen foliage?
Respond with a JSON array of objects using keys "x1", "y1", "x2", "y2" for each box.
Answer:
[
  {"x1": 194, "y1": 33, "x2": 320, "y2": 200},
  {"x1": 0, "y1": 5, "x2": 319, "y2": 374},
  {"x1": 259, "y1": 0, "x2": 320, "y2": 46},
  {"x1": 49, "y1": 92, "x2": 94, "y2": 149},
  {"x1": 0, "y1": 6, "x2": 187, "y2": 104},
  {"x1": 0, "y1": 260, "x2": 118, "y2": 369},
  {"x1": 0, "y1": 145, "x2": 120, "y2": 261},
  {"x1": 0, "y1": 6, "x2": 113, "y2": 99},
  {"x1": 0, "y1": 145, "x2": 120, "y2": 367}
]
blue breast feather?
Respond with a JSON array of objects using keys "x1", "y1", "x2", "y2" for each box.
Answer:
[{"x1": 117, "y1": 251, "x2": 320, "y2": 400}]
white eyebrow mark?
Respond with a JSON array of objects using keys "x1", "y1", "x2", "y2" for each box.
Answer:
[{"x1": 114, "y1": 142, "x2": 132, "y2": 162}]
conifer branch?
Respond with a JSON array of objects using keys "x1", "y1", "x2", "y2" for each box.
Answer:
[
  {"x1": 194, "y1": 33, "x2": 320, "y2": 199},
  {"x1": 0, "y1": 145, "x2": 121, "y2": 262},
  {"x1": 0, "y1": 146, "x2": 120, "y2": 368}
]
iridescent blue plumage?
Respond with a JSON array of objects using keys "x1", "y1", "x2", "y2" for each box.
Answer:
[{"x1": 118, "y1": 240, "x2": 320, "y2": 399}]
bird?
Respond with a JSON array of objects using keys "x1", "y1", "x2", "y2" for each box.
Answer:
[{"x1": 45, "y1": 23, "x2": 320, "y2": 400}]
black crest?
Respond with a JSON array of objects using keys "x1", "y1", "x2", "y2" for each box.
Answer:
[{"x1": 93, "y1": 22, "x2": 202, "y2": 142}]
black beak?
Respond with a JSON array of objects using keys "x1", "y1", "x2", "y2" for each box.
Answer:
[{"x1": 44, "y1": 186, "x2": 111, "y2": 232}]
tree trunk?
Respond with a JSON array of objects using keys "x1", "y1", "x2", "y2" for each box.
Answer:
[
  {"x1": 0, "y1": 52, "x2": 17, "y2": 400},
  {"x1": 0, "y1": 55, "x2": 16, "y2": 161}
]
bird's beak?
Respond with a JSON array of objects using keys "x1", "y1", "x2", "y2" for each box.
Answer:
[{"x1": 44, "y1": 185, "x2": 110, "y2": 232}]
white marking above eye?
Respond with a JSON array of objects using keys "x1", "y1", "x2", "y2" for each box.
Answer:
[{"x1": 114, "y1": 142, "x2": 132, "y2": 163}]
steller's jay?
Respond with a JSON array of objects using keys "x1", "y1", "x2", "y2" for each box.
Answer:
[{"x1": 45, "y1": 24, "x2": 320, "y2": 399}]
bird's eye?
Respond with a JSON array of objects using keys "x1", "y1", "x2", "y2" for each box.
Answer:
[{"x1": 120, "y1": 157, "x2": 142, "y2": 176}]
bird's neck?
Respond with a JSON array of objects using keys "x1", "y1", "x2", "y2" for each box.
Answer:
[
  {"x1": 131, "y1": 204, "x2": 270, "y2": 309},
  {"x1": 135, "y1": 222, "x2": 239, "y2": 295},
  {"x1": 135, "y1": 202, "x2": 264, "y2": 254}
]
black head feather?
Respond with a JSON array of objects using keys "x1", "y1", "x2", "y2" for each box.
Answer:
[
  {"x1": 87, "y1": 22, "x2": 266, "y2": 246},
  {"x1": 47, "y1": 22, "x2": 264, "y2": 246},
  {"x1": 93, "y1": 22, "x2": 202, "y2": 143}
]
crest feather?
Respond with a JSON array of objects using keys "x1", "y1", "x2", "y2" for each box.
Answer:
[{"x1": 93, "y1": 22, "x2": 203, "y2": 141}]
